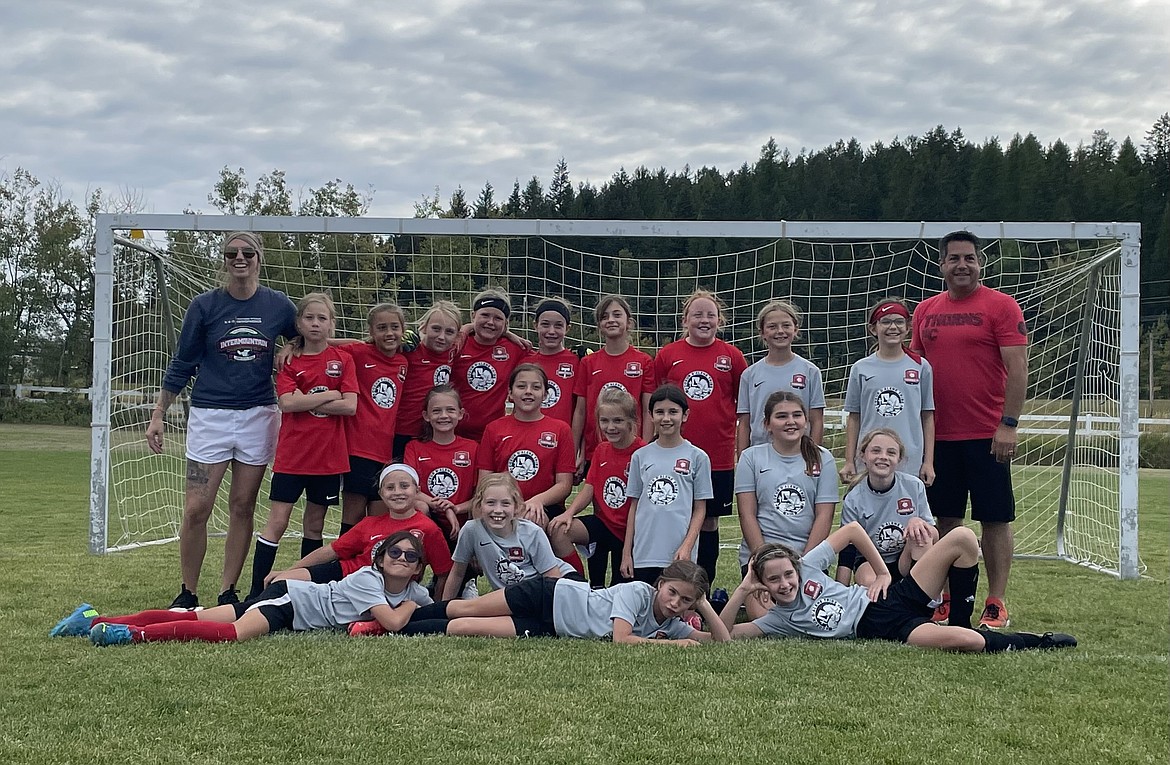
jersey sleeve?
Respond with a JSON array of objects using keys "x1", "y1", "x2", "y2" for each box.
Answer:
[
  {"x1": 331, "y1": 518, "x2": 372, "y2": 561},
  {"x1": 919, "y1": 358, "x2": 936, "y2": 411},
  {"x1": 451, "y1": 523, "x2": 475, "y2": 564},
  {"x1": 692, "y1": 448, "x2": 714, "y2": 501},
  {"x1": 807, "y1": 363, "x2": 826, "y2": 409},
  {"x1": 403, "y1": 440, "x2": 422, "y2": 470},
  {"x1": 275, "y1": 358, "x2": 298, "y2": 397},
  {"x1": 342, "y1": 568, "x2": 392, "y2": 616},
  {"x1": 993, "y1": 294, "x2": 1028, "y2": 348},
  {"x1": 730, "y1": 347, "x2": 748, "y2": 401},
  {"x1": 909, "y1": 301, "x2": 927, "y2": 355},
  {"x1": 733, "y1": 448, "x2": 757, "y2": 494},
  {"x1": 609, "y1": 583, "x2": 654, "y2": 632},
  {"x1": 803, "y1": 540, "x2": 835, "y2": 572},
  {"x1": 814, "y1": 449, "x2": 840, "y2": 504},
  {"x1": 751, "y1": 607, "x2": 793, "y2": 637},
  {"x1": 474, "y1": 426, "x2": 498, "y2": 472},
  {"x1": 339, "y1": 352, "x2": 359, "y2": 394},
  {"x1": 523, "y1": 522, "x2": 562, "y2": 574},
  {"x1": 407, "y1": 581, "x2": 434, "y2": 606},
  {"x1": 625, "y1": 450, "x2": 645, "y2": 499},
  {"x1": 839, "y1": 490, "x2": 861, "y2": 525},
  {"x1": 554, "y1": 423, "x2": 576, "y2": 473},
  {"x1": 651, "y1": 348, "x2": 668, "y2": 387},
  {"x1": 736, "y1": 369, "x2": 752, "y2": 415},
  {"x1": 421, "y1": 523, "x2": 454, "y2": 575},
  {"x1": 914, "y1": 479, "x2": 936, "y2": 525},
  {"x1": 843, "y1": 362, "x2": 862, "y2": 413},
  {"x1": 278, "y1": 292, "x2": 298, "y2": 340}
]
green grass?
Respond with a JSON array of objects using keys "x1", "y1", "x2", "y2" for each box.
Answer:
[{"x1": 1, "y1": 424, "x2": 1167, "y2": 765}]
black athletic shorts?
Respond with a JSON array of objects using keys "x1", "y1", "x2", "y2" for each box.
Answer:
[
  {"x1": 928, "y1": 439, "x2": 1015, "y2": 523},
  {"x1": 706, "y1": 469, "x2": 735, "y2": 518},
  {"x1": 235, "y1": 580, "x2": 296, "y2": 633},
  {"x1": 502, "y1": 576, "x2": 559, "y2": 637},
  {"x1": 855, "y1": 574, "x2": 934, "y2": 643},
  {"x1": 270, "y1": 472, "x2": 341, "y2": 506},
  {"x1": 343, "y1": 456, "x2": 384, "y2": 501},
  {"x1": 632, "y1": 566, "x2": 665, "y2": 586},
  {"x1": 577, "y1": 515, "x2": 628, "y2": 588},
  {"x1": 392, "y1": 434, "x2": 414, "y2": 464},
  {"x1": 306, "y1": 560, "x2": 344, "y2": 584}
]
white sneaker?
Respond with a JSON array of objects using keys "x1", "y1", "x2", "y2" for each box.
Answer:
[
  {"x1": 461, "y1": 578, "x2": 480, "y2": 599},
  {"x1": 575, "y1": 543, "x2": 597, "y2": 560}
]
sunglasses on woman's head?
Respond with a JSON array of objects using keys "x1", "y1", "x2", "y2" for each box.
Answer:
[
  {"x1": 385, "y1": 548, "x2": 421, "y2": 563},
  {"x1": 223, "y1": 247, "x2": 257, "y2": 260}
]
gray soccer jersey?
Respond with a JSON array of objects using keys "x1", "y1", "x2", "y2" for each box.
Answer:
[
  {"x1": 840, "y1": 472, "x2": 934, "y2": 566},
  {"x1": 843, "y1": 353, "x2": 935, "y2": 474},
  {"x1": 626, "y1": 440, "x2": 714, "y2": 568},
  {"x1": 283, "y1": 568, "x2": 432, "y2": 632},
  {"x1": 751, "y1": 541, "x2": 871, "y2": 639},
  {"x1": 453, "y1": 518, "x2": 564, "y2": 591},
  {"x1": 551, "y1": 578, "x2": 694, "y2": 640},
  {"x1": 737, "y1": 356, "x2": 826, "y2": 446},
  {"x1": 734, "y1": 443, "x2": 840, "y2": 566}
]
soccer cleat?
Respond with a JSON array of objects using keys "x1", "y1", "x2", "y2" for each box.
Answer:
[
  {"x1": 89, "y1": 622, "x2": 134, "y2": 646},
  {"x1": 50, "y1": 604, "x2": 99, "y2": 637},
  {"x1": 931, "y1": 595, "x2": 950, "y2": 625},
  {"x1": 347, "y1": 620, "x2": 388, "y2": 637},
  {"x1": 710, "y1": 588, "x2": 729, "y2": 615},
  {"x1": 683, "y1": 613, "x2": 703, "y2": 631},
  {"x1": 461, "y1": 578, "x2": 480, "y2": 600},
  {"x1": 169, "y1": 586, "x2": 199, "y2": 611},
  {"x1": 978, "y1": 597, "x2": 1010, "y2": 629},
  {"x1": 1010, "y1": 631, "x2": 1078, "y2": 651},
  {"x1": 216, "y1": 588, "x2": 240, "y2": 606}
]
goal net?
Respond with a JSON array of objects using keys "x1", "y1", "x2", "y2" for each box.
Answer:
[{"x1": 91, "y1": 216, "x2": 1142, "y2": 578}]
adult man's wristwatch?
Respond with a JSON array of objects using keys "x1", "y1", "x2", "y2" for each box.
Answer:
[{"x1": 1000, "y1": 416, "x2": 1019, "y2": 428}]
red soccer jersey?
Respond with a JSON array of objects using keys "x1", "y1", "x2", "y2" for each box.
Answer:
[
  {"x1": 575, "y1": 345, "x2": 655, "y2": 461},
  {"x1": 529, "y1": 348, "x2": 579, "y2": 426},
  {"x1": 452, "y1": 335, "x2": 525, "y2": 440},
  {"x1": 911, "y1": 285, "x2": 1028, "y2": 440},
  {"x1": 585, "y1": 437, "x2": 645, "y2": 539},
  {"x1": 334, "y1": 342, "x2": 407, "y2": 463},
  {"x1": 330, "y1": 510, "x2": 454, "y2": 578},
  {"x1": 476, "y1": 415, "x2": 576, "y2": 500},
  {"x1": 397, "y1": 343, "x2": 455, "y2": 438},
  {"x1": 653, "y1": 338, "x2": 747, "y2": 470},
  {"x1": 404, "y1": 436, "x2": 479, "y2": 510},
  {"x1": 273, "y1": 347, "x2": 358, "y2": 475}
]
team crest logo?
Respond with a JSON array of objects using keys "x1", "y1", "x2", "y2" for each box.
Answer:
[
  {"x1": 812, "y1": 599, "x2": 845, "y2": 631},
  {"x1": 875, "y1": 523, "x2": 904, "y2": 554},
  {"x1": 371, "y1": 377, "x2": 397, "y2": 409},
  {"x1": 601, "y1": 381, "x2": 626, "y2": 393},
  {"x1": 508, "y1": 450, "x2": 540, "y2": 481},
  {"x1": 602, "y1": 477, "x2": 627, "y2": 509},
  {"x1": 325, "y1": 360, "x2": 343, "y2": 378},
  {"x1": 307, "y1": 385, "x2": 330, "y2": 418},
  {"x1": 648, "y1": 475, "x2": 679, "y2": 505},
  {"x1": 674, "y1": 458, "x2": 691, "y2": 474},
  {"x1": 428, "y1": 468, "x2": 458, "y2": 499},
  {"x1": 682, "y1": 370, "x2": 714, "y2": 400},
  {"x1": 875, "y1": 387, "x2": 905, "y2": 418},
  {"x1": 773, "y1": 484, "x2": 807, "y2": 517},
  {"x1": 467, "y1": 362, "x2": 497, "y2": 391},
  {"x1": 624, "y1": 362, "x2": 643, "y2": 378},
  {"x1": 538, "y1": 431, "x2": 558, "y2": 449},
  {"x1": 897, "y1": 497, "x2": 914, "y2": 515},
  {"x1": 714, "y1": 355, "x2": 732, "y2": 372},
  {"x1": 556, "y1": 363, "x2": 574, "y2": 378},
  {"x1": 903, "y1": 369, "x2": 919, "y2": 385},
  {"x1": 408, "y1": 529, "x2": 423, "y2": 539},
  {"x1": 453, "y1": 450, "x2": 471, "y2": 468},
  {"x1": 218, "y1": 325, "x2": 269, "y2": 362},
  {"x1": 492, "y1": 346, "x2": 510, "y2": 361},
  {"x1": 791, "y1": 373, "x2": 806, "y2": 390},
  {"x1": 507, "y1": 546, "x2": 524, "y2": 562},
  {"x1": 542, "y1": 380, "x2": 561, "y2": 410},
  {"x1": 803, "y1": 580, "x2": 822, "y2": 599},
  {"x1": 398, "y1": 365, "x2": 408, "y2": 381},
  {"x1": 433, "y1": 365, "x2": 451, "y2": 386}
]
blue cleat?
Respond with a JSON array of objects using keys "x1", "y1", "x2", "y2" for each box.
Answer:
[
  {"x1": 89, "y1": 622, "x2": 134, "y2": 646},
  {"x1": 50, "y1": 604, "x2": 99, "y2": 637}
]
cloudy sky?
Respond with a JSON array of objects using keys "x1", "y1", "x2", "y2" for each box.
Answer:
[{"x1": 3, "y1": 0, "x2": 1167, "y2": 217}]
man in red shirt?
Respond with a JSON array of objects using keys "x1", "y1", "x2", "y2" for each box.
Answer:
[{"x1": 911, "y1": 230, "x2": 1028, "y2": 630}]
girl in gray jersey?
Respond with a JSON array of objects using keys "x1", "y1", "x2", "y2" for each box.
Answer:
[
  {"x1": 836, "y1": 429, "x2": 937, "y2": 588},
  {"x1": 60, "y1": 533, "x2": 434, "y2": 646},
  {"x1": 842, "y1": 298, "x2": 936, "y2": 485},
  {"x1": 719, "y1": 524, "x2": 1077, "y2": 653}
]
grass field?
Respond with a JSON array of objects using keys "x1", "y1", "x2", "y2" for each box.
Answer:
[{"x1": 1, "y1": 424, "x2": 1167, "y2": 765}]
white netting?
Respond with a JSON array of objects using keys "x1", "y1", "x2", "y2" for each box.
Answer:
[{"x1": 102, "y1": 226, "x2": 1135, "y2": 575}]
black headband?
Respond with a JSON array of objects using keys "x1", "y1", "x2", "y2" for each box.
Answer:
[
  {"x1": 473, "y1": 296, "x2": 511, "y2": 318},
  {"x1": 533, "y1": 300, "x2": 571, "y2": 324}
]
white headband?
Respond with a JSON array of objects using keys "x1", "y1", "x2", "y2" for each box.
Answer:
[{"x1": 379, "y1": 463, "x2": 419, "y2": 486}]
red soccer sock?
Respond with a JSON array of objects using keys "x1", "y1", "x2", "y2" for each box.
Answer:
[
  {"x1": 95, "y1": 609, "x2": 200, "y2": 627},
  {"x1": 140, "y1": 620, "x2": 239, "y2": 643},
  {"x1": 563, "y1": 549, "x2": 585, "y2": 575}
]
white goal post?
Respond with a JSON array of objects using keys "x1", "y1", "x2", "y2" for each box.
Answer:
[{"x1": 90, "y1": 214, "x2": 1142, "y2": 579}]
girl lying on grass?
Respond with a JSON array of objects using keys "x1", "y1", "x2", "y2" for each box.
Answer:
[{"x1": 51, "y1": 532, "x2": 433, "y2": 646}]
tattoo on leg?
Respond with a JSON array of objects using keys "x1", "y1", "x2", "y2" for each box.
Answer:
[{"x1": 186, "y1": 460, "x2": 211, "y2": 487}]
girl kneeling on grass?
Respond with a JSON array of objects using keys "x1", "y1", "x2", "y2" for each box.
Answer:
[
  {"x1": 719, "y1": 523, "x2": 1077, "y2": 653},
  {"x1": 51, "y1": 532, "x2": 433, "y2": 646}
]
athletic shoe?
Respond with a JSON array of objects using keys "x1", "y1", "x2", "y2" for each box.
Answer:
[
  {"x1": 169, "y1": 586, "x2": 198, "y2": 611},
  {"x1": 461, "y1": 578, "x2": 480, "y2": 600},
  {"x1": 50, "y1": 603, "x2": 99, "y2": 637},
  {"x1": 575, "y1": 543, "x2": 597, "y2": 560},
  {"x1": 710, "y1": 588, "x2": 729, "y2": 615},
  {"x1": 1012, "y1": 631, "x2": 1078, "y2": 650},
  {"x1": 978, "y1": 597, "x2": 1010, "y2": 629},
  {"x1": 216, "y1": 589, "x2": 240, "y2": 606},
  {"x1": 89, "y1": 623, "x2": 134, "y2": 646},
  {"x1": 347, "y1": 620, "x2": 387, "y2": 637},
  {"x1": 931, "y1": 595, "x2": 950, "y2": 625},
  {"x1": 683, "y1": 613, "x2": 703, "y2": 631}
]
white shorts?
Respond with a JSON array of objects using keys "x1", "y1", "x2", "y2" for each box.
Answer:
[{"x1": 186, "y1": 405, "x2": 279, "y2": 466}]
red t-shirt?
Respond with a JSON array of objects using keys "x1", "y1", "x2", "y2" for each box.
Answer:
[
  {"x1": 653, "y1": 338, "x2": 747, "y2": 470},
  {"x1": 452, "y1": 336, "x2": 525, "y2": 440},
  {"x1": 911, "y1": 285, "x2": 1027, "y2": 440},
  {"x1": 334, "y1": 342, "x2": 407, "y2": 463},
  {"x1": 529, "y1": 348, "x2": 579, "y2": 426},
  {"x1": 273, "y1": 347, "x2": 358, "y2": 475},
  {"x1": 585, "y1": 437, "x2": 645, "y2": 539},
  {"x1": 397, "y1": 344, "x2": 454, "y2": 438},
  {"x1": 476, "y1": 415, "x2": 576, "y2": 500},
  {"x1": 404, "y1": 436, "x2": 479, "y2": 510},
  {"x1": 574, "y1": 345, "x2": 655, "y2": 461},
  {"x1": 330, "y1": 511, "x2": 454, "y2": 578}
]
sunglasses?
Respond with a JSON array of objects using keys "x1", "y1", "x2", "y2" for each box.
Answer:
[
  {"x1": 223, "y1": 247, "x2": 258, "y2": 260},
  {"x1": 385, "y1": 548, "x2": 421, "y2": 563}
]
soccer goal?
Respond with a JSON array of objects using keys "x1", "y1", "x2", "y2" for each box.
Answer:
[{"x1": 90, "y1": 215, "x2": 1142, "y2": 579}]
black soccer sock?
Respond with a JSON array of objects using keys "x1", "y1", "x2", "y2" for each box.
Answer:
[
  {"x1": 410, "y1": 601, "x2": 449, "y2": 622},
  {"x1": 339, "y1": 522, "x2": 356, "y2": 536},
  {"x1": 248, "y1": 538, "x2": 279, "y2": 599},
  {"x1": 697, "y1": 530, "x2": 720, "y2": 585},
  {"x1": 980, "y1": 630, "x2": 1038, "y2": 653},
  {"x1": 300, "y1": 536, "x2": 323, "y2": 558},
  {"x1": 947, "y1": 563, "x2": 979, "y2": 630}
]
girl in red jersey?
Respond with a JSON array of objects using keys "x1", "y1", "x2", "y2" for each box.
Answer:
[
  {"x1": 404, "y1": 385, "x2": 479, "y2": 542},
  {"x1": 332, "y1": 303, "x2": 409, "y2": 534},
  {"x1": 572, "y1": 295, "x2": 655, "y2": 478},
  {"x1": 453, "y1": 289, "x2": 526, "y2": 441},
  {"x1": 527, "y1": 297, "x2": 581, "y2": 429},
  {"x1": 549, "y1": 387, "x2": 645, "y2": 587},
  {"x1": 247, "y1": 293, "x2": 358, "y2": 599},
  {"x1": 394, "y1": 300, "x2": 461, "y2": 461},
  {"x1": 652, "y1": 289, "x2": 748, "y2": 585}
]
